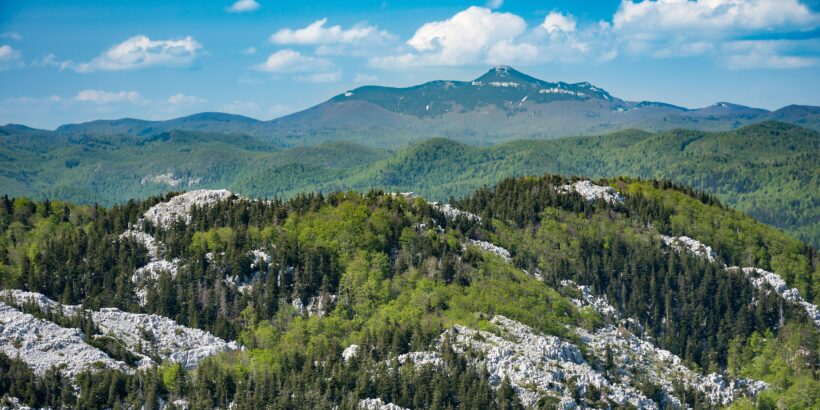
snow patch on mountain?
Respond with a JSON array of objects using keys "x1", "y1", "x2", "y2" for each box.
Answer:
[
  {"x1": 661, "y1": 235, "x2": 717, "y2": 262},
  {"x1": 0, "y1": 302, "x2": 129, "y2": 377},
  {"x1": 559, "y1": 181, "x2": 623, "y2": 204},
  {"x1": 143, "y1": 189, "x2": 233, "y2": 228},
  {"x1": 465, "y1": 239, "x2": 511, "y2": 262}
]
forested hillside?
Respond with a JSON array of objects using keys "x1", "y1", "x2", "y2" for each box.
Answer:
[
  {"x1": 0, "y1": 177, "x2": 818, "y2": 408},
  {"x1": 3, "y1": 121, "x2": 815, "y2": 247}
]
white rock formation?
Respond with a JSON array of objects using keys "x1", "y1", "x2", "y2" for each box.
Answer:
[
  {"x1": 0, "y1": 302, "x2": 129, "y2": 377},
  {"x1": 430, "y1": 202, "x2": 481, "y2": 222},
  {"x1": 1, "y1": 291, "x2": 238, "y2": 371},
  {"x1": 90, "y1": 307, "x2": 239, "y2": 369},
  {"x1": 465, "y1": 239, "x2": 511, "y2": 262},
  {"x1": 661, "y1": 235, "x2": 717, "y2": 262},
  {"x1": 559, "y1": 180, "x2": 623, "y2": 204},
  {"x1": 143, "y1": 189, "x2": 233, "y2": 228},
  {"x1": 396, "y1": 351, "x2": 442, "y2": 367},
  {"x1": 342, "y1": 344, "x2": 360, "y2": 363},
  {"x1": 660, "y1": 235, "x2": 819, "y2": 329},
  {"x1": 132, "y1": 259, "x2": 180, "y2": 306},
  {"x1": 560, "y1": 280, "x2": 620, "y2": 319},
  {"x1": 358, "y1": 398, "x2": 408, "y2": 410},
  {"x1": 120, "y1": 229, "x2": 160, "y2": 260},
  {"x1": 728, "y1": 267, "x2": 820, "y2": 328},
  {"x1": 580, "y1": 325, "x2": 767, "y2": 407},
  {"x1": 442, "y1": 315, "x2": 655, "y2": 408}
]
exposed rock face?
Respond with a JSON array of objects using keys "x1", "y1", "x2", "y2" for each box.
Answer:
[
  {"x1": 560, "y1": 280, "x2": 620, "y2": 319},
  {"x1": 443, "y1": 315, "x2": 655, "y2": 409},
  {"x1": 132, "y1": 259, "x2": 180, "y2": 306},
  {"x1": 91, "y1": 307, "x2": 239, "y2": 369},
  {"x1": 120, "y1": 229, "x2": 160, "y2": 260},
  {"x1": 466, "y1": 239, "x2": 511, "y2": 262},
  {"x1": 661, "y1": 235, "x2": 717, "y2": 262},
  {"x1": 559, "y1": 180, "x2": 624, "y2": 204},
  {"x1": 292, "y1": 294, "x2": 338, "y2": 318},
  {"x1": 143, "y1": 189, "x2": 233, "y2": 228},
  {"x1": 342, "y1": 344, "x2": 360, "y2": 363},
  {"x1": 580, "y1": 326, "x2": 767, "y2": 407},
  {"x1": 0, "y1": 302, "x2": 128, "y2": 377},
  {"x1": 358, "y1": 398, "x2": 408, "y2": 410},
  {"x1": 1, "y1": 291, "x2": 238, "y2": 371},
  {"x1": 430, "y1": 202, "x2": 481, "y2": 222},
  {"x1": 396, "y1": 351, "x2": 442, "y2": 367},
  {"x1": 729, "y1": 267, "x2": 820, "y2": 328}
]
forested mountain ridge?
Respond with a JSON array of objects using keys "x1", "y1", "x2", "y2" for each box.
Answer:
[
  {"x1": 2, "y1": 121, "x2": 817, "y2": 247},
  {"x1": 0, "y1": 177, "x2": 818, "y2": 408},
  {"x1": 4, "y1": 67, "x2": 820, "y2": 148}
]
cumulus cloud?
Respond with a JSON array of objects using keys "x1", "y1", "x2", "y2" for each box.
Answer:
[
  {"x1": 0, "y1": 45, "x2": 22, "y2": 70},
  {"x1": 74, "y1": 90, "x2": 145, "y2": 105},
  {"x1": 253, "y1": 49, "x2": 333, "y2": 72},
  {"x1": 68, "y1": 35, "x2": 202, "y2": 73},
  {"x1": 372, "y1": 6, "x2": 527, "y2": 67},
  {"x1": 542, "y1": 12, "x2": 577, "y2": 34},
  {"x1": 370, "y1": 1, "x2": 819, "y2": 70},
  {"x1": 226, "y1": 0, "x2": 260, "y2": 13},
  {"x1": 613, "y1": 0, "x2": 819, "y2": 58},
  {"x1": 270, "y1": 18, "x2": 394, "y2": 47}
]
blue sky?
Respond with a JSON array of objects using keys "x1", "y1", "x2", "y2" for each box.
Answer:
[{"x1": 1, "y1": 0, "x2": 819, "y2": 129}]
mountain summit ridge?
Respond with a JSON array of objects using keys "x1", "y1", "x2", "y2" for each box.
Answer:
[{"x1": 4, "y1": 66, "x2": 819, "y2": 147}]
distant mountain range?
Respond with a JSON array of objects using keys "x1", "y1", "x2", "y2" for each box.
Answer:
[{"x1": 8, "y1": 66, "x2": 820, "y2": 148}]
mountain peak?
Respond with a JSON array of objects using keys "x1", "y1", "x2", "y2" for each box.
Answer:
[{"x1": 474, "y1": 65, "x2": 541, "y2": 85}]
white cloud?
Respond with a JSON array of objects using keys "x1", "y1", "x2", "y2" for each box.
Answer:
[
  {"x1": 485, "y1": 0, "x2": 504, "y2": 10},
  {"x1": 372, "y1": 6, "x2": 527, "y2": 67},
  {"x1": 242, "y1": 47, "x2": 257, "y2": 55},
  {"x1": 227, "y1": 0, "x2": 260, "y2": 13},
  {"x1": 295, "y1": 71, "x2": 342, "y2": 83},
  {"x1": 74, "y1": 90, "x2": 145, "y2": 105},
  {"x1": 253, "y1": 49, "x2": 333, "y2": 72},
  {"x1": 68, "y1": 35, "x2": 202, "y2": 73},
  {"x1": 370, "y1": 2, "x2": 819, "y2": 70},
  {"x1": 613, "y1": 0, "x2": 819, "y2": 58},
  {"x1": 614, "y1": 0, "x2": 818, "y2": 33},
  {"x1": 0, "y1": 45, "x2": 22, "y2": 70},
  {"x1": 542, "y1": 12, "x2": 576, "y2": 34},
  {"x1": 167, "y1": 94, "x2": 207, "y2": 106},
  {"x1": 722, "y1": 39, "x2": 819, "y2": 69},
  {"x1": 270, "y1": 18, "x2": 393, "y2": 46}
]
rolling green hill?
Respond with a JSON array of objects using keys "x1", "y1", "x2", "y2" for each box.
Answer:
[{"x1": 1, "y1": 122, "x2": 817, "y2": 246}]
